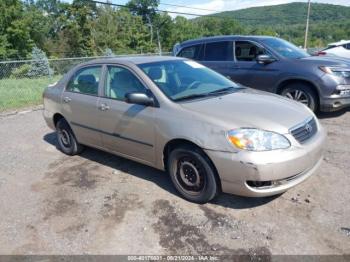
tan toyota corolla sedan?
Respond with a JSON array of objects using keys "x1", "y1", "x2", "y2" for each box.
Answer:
[{"x1": 43, "y1": 56, "x2": 326, "y2": 203}]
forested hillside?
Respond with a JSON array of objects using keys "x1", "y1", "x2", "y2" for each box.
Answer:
[
  {"x1": 214, "y1": 2, "x2": 350, "y2": 47},
  {"x1": 0, "y1": 1, "x2": 349, "y2": 60}
]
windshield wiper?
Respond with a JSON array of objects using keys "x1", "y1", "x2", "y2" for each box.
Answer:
[
  {"x1": 173, "y1": 86, "x2": 244, "y2": 102},
  {"x1": 206, "y1": 86, "x2": 239, "y2": 95},
  {"x1": 173, "y1": 93, "x2": 210, "y2": 102}
]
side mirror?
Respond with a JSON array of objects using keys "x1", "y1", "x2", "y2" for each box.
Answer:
[
  {"x1": 125, "y1": 92, "x2": 155, "y2": 106},
  {"x1": 256, "y1": 55, "x2": 276, "y2": 64}
]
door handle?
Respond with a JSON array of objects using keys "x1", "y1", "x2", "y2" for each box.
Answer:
[
  {"x1": 63, "y1": 96, "x2": 71, "y2": 103},
  {"x1": 99, "y1": 103, "x2": 110, "y2": 111}
]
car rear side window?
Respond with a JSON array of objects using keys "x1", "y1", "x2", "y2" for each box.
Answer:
[
  {"x1": 235, "y1": 41, "x2": 265, "y2": 62},
  {"x1": 204, "y1": 41, "x2": 233, "y2": 61},
  {"x1": 105, "y1": 66, "x2": 147, "y2": 101},
  {"x1": 178, "y1": 44, "x2": 203, "y2": 60},
  {"x1": 344, "y1": 44, "x2": 350, "y2": 50},
  {"x1": 66, "y1": 66, "x2": 101, "y2": 95}
]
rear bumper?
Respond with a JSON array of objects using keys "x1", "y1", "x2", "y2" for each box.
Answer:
[{"x1": 205, "y1": 125, "x2": 326, "y2": 197}]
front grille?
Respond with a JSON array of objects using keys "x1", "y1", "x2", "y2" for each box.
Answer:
[{"x1": 290, "y1": 118, "x2": 318, "y2": 144}]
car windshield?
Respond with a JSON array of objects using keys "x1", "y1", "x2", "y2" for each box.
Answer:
[
  {"x1": 262, "y1": 38, "x2": 310, "y2": 59},
  {"x1": 138, "y1": 60, "x2": 241, "y2": 101}
]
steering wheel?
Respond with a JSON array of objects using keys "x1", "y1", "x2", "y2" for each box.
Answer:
[{"x1": 188, "y1": 81, "x2": 201, "y2": 89}]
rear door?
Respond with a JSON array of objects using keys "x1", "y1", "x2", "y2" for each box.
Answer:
[
  {"x1": 98, "y1": 65, "x2": 156, "y2": 165},
  {"x1": 61, "y1": 65, "x2": 103, "y2": 147},
  {"x1": 200, "y1": 41, "x2": 235, "y2": 79},
  {"x1": 232, "y1": 40, "x2": 280, "y2": 91}
]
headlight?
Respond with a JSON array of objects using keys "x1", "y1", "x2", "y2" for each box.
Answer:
[
  {"x1": 319, "y1": 66, "x2": 350, "y2": 78},
  {"x1": 227, "y1": 128, "x2": 291, "y2": 151}
]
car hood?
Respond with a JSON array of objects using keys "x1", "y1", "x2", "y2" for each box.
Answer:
[
  {"x1": 299, "y1": 56, "x2": 350, "y2": 67},
  {"x1": 180, "y1": 88, "x2": 313, "y2": 134}
]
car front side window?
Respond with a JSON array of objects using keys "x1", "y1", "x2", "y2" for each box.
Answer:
[
  {"x1": 235, "y1": 41, "x2": 266, "y2": 62},
  {"x1": 66, "y1": 66, "x2": 101, "y2": 96},
  {"x1": 105, "y1": 66, "x2": 147, "y2": 101}
]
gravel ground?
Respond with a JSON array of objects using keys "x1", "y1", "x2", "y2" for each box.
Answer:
[{"x1": 0, "y1": 108, "x2": 349, "y2": 257}]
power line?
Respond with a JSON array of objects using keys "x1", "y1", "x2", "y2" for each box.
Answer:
[
  {"x1": 90, "y1": 0, "x2": 323, "y2": 22},
  {"x1": 89, "y1": 0, "x2": 267, "y2": 21},
  {"x1": 159, "y1": 2, "x2": 221, "y2": 13}
]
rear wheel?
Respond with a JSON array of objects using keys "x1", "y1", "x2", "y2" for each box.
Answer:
[
  {"x1": 281, "y1": 83, "x2": 318, "y2": 112},
  {"x1": 56, "y1": 118, "x2": 84, "y2": 155},
  {"x1": 167, "y1": 145, "x2": 218, "y2": 203}
]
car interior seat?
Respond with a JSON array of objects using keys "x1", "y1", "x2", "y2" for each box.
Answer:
[
  {"x1": 110, "y1": 70, "x2": 141, "y2": 100},
  {"x1": 77, "y1": 74, "x2": 98, "y2": 94}
]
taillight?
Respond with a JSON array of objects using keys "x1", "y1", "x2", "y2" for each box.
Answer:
[{"x1": 317, "y1": 51, "x2": 327, "y2": 56}]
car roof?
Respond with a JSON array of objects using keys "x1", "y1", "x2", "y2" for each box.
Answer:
[
  {"x1": 179, "y1": 35, "x2": 277, "y2": 46},
  {"x1": 80, "y1": 55, "x2": 184, "y2": 67},
  {"x1": 328, "y1": 40, "x2": 350, "y2": 46}
]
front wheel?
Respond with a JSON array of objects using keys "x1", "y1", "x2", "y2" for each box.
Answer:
[
  {"x1": 167, "y1": 145, "x2": 219, "y2": 204},
  {"x1": 281, "y1": 84, "x2": 318, "y2": 112},
  {"x1": 56, "y1": 118, "x2": 84, "y2": 155}
]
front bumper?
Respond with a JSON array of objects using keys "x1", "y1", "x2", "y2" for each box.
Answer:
[
  {"x1": 320, "y1": 95, "x2": 350, "y2": 112},
  {"x1": 205, "y1": 124, "x2": 326, "y2": 197}
]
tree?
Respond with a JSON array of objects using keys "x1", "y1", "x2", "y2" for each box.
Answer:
[
  {"x1": 55, "y1": 0, "x2": 97, "y2": 57},
  {"x1": 93, "y1": 6, "x2": 154, "y2": 55},
  {"x1": 103, "y1": 48, "x2": 114, "y2": 57},
  {"x1": 27, "y1": 47, "x2": 53, "y2": 77},
  {"x1": 0, "y1": 0, "x2": 33, "y2": 59}
]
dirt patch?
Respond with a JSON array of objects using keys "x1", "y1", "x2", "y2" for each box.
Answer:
[
  {"x1": 152, "y1": 199, "x2": 271, "y2": 260},
  {"x1": 100, "y1": 191, "x2": 143, "y2": 223},
  {"x1": 43, "y1": 198, "x2": 77, "y2": 220}
]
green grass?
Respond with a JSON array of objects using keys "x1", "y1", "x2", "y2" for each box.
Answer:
[{"x1": 0, "y1": 75, "x2": 61, "y2": 112}]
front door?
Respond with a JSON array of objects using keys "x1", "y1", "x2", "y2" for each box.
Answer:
[
  {"x1": 61, "y1": 65, "x2": 103, "y2": 147},
  {"x1": 231, "y1": 40, "x2": 280, "y2": 91},
  {"x1": 98, "y1": 65, "x2": 156, "y2": 165}
]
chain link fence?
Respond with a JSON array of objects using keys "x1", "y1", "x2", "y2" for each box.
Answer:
[{"x1": 0, "y1": 53, "x2": 170, "y2": 113}]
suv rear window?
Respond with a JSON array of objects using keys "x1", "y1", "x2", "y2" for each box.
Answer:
[
  {"x1": 204, "y1": 41, "x2": 233, "y2": 61},
  {"x1": 178, "y1": 44, "x2": 203, "y2": 60}
]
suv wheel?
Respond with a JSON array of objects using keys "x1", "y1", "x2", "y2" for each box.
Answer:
[
  {"x1": 56, "y1": 119, "x2": 84, "y2": 155},
  {"x1": 281, "y1": 83, "x2": 318, "y2": 112},
  {"x1": 167, "y1": 145, "x2": 218, "y2": 204}
]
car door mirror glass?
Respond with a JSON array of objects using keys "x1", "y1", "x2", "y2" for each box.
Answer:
[
  {"x1": 256, "y1": 55, "x2": 276, "y2": 64},
  {"x1": 125, "y1": 92, "x2": 154, "y2": 106}
]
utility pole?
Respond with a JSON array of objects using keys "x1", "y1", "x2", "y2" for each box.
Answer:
[{"x1": 304, "y1": 0, "x2": 311, "y2": 49}]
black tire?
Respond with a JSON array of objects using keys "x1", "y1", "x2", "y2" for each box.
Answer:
[
  {"x1": 281, "y1": 83, "x2": 318, "y2": 112},
  {"x1": 167, "y1": 145, "x2": 219, "y2": 204},
  {"x1": 56, "y1": 118, "x2": 84, "y2": 155}
]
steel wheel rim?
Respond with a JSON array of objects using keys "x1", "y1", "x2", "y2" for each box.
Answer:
[
  {"x1": 173, "y1": 156, "x2": 205, "y2": 196},
  {"x1": 58, "y1": 129, "x2": 71, "y2": 148},
  {"x1": 284, "y1": 90, "x2": 309, "y2": 106}
]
